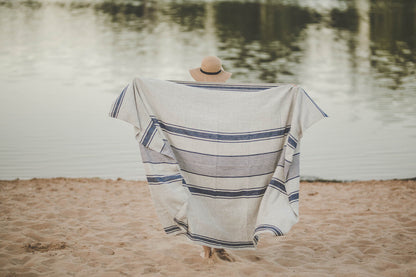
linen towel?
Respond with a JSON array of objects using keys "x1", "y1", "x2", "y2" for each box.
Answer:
[{"x1": 109, "y1": 77, "x2": 327, "y2": 249}]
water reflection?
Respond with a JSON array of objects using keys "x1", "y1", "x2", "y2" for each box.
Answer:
[
  {"x1": 0, "y1": 0, "x2": 415, "y2": 180},
  {"x1": 370, "y1": 0, "x2": 416, "y2": 90},
  {"x1": 87, "y1": 0, "x2": 416, "y2": 92},
  {"x1": 214, "y1": 2, "x2": 320, "y2": 82}
]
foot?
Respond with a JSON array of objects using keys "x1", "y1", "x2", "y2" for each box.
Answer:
[
  {"x1": 202, "y1": 246, "x2": 212, "y2": 259},
  {"x1": 213, "y1": 248, "x2": 235, "y2": 262}
]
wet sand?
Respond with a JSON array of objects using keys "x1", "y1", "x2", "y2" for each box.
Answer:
[{"x1": 0, "y1": 178, "x2": 415, "y2": 276}]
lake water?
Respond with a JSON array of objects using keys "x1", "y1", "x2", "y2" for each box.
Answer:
[{"x1": 0, "y1": 0, "x2": 415, "y2": 181}]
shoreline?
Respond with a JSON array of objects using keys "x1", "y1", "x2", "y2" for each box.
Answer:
[{"x1": 1, "y1": 176, "x2": 416, "y2": 183}]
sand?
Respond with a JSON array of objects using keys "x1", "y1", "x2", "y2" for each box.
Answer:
[{"x1": 0, "y1": 178, "x2": 415, "y2": 277}]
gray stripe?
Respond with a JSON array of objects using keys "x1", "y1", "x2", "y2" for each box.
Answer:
[
  {"x1": 287, "y1": 153, "x2": 300, "y2": 180},
  {"x1": 172, "y1": 147, "x2": 280, "y2": 178},
  {"x1": 139, "y1": 144, "x2": 176, "y2": 164}
]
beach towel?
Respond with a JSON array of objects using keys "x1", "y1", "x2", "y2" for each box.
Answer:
[{"x1": 109, "y1": 77, "x2": 327, "y2": 249}]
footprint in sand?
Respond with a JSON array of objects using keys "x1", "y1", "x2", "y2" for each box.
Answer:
[
  {"x1": 24, "y1": 241, "x2": 67, "y2": 253},
  {"x1": 246, "y1": 255, "x2": 262, "y2": 262}
]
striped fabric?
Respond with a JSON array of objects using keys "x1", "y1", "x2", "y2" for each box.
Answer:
[{"x1": 109, "y1": 77, "x2": 327, "y2": 249}]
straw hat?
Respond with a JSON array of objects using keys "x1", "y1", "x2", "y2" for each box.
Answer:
[{"x1": 189, "y1": 56, "x2": 232, "y2": 83}]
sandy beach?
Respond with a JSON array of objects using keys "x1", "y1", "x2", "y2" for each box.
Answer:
[{"x1": 0, "y1": 178, "x2": 415, "y2": 276}]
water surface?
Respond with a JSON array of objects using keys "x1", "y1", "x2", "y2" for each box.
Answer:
[{"x1": 0, "y1": 0, "x2": 415, "y2": 180}]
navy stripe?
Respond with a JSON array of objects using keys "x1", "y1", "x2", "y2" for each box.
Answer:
[
  {"x1": 269, "y1": 178, "x2": 287, "y2": 194},
  {"x1": 174, "y1": 218, "x2": 188, "y2": 229},
  {"x1": 146, "y1": 124, "x2": 158, "y2": 146},
  {"x1": 185, "y1": 184, "x2": 267, "y2": 199},
  {"x1": 140, "y1": 121, "x2": 152, "y2": 144},
  {"x1": 111, "y1": 84, "x2": 127, "y2": 117},
  {"x1": 289, "y1": 192, "x2": 299, "y2": 202},
  {"x1": 141, "y1": 122, "x2": 157, "y2": 147},
  {"x1": 185, "y1": 232, "x2": 255, "y2": 248},
  {"x1": 147, "y1": 178, "x2": 181, "y2": 185},
  {"x1": 301, "y1": 89, "x2": 328, "y2": 117},
  {"x1": 147, "y1": 174, "x2": 182, "y2": 183},
  {"x1": 287, "y1": 175, "x2": 300, "y2": 182},
  {"x1": 290, "y1": 135, "x2": 298, "y2": 143},
  {"x1": 152, "y1": 117, "x2": 288, "y2": 135},
  {"x1": 155, "y1": 119, "x2": 290, "y2": 142},
  {"x1": 255, "y1": 227, "x2": 280, "y2": 236},
  {"x1": 110, "y1": 85, "x2": 128, "y2": 118},
  {"x1": 288, "y1": 136, "x2": 297, "y2": 149},
  {"x1": 182, "y1": 86, "x2": 270, "y2": 92},
  {"x1": 170, "y1": 80, "x2": 281, "y2": 92},
  {"x1": 160, "y1": 123, "x2": 290, "y2": 141},
  {"x1": 182, "y1": 169, "x2": 274, "y2": 179},
  {"x1": 255, "y1": 224, "x2": 284, "y2": 236},
  {"x1": 171, "y1": 218, "x2": 256, "y2": 248},
  {"x1": 143, "y1": 161, "x2": 178, "y2": 165},
  {"x1": 163, "y1": 131, "x2": 289, "y2": 143},
  {"x1": 160, "y1": 142, "x2": 166, "y2": 153},
  {"x1": 170, "y1": 145, "x2": 282, "y2": 158},
  {"x1": 164, "y1": 225, "x2": 181, "y2": 234}
]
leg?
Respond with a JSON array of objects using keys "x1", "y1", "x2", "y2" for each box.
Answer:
[
  {"x1": 213, "y1": 248, "x2": 235, "y2": 262},
  {"x1": 202, "y1": 245, "x2": 212, "y2": 259}
]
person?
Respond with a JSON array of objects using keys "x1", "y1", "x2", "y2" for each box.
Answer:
[
  {"x1": 189, "y1": 56, "x2": 234, "y2": 262},
  {"x1": 109, "y1": 55, "x2": 327, "y2": 264}
]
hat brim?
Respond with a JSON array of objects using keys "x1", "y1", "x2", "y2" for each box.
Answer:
[{"x1": 189, "y1": 67, "x2": 232, "y2": 83}]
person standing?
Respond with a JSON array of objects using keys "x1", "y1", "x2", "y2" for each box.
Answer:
[{"x1": 189, "y1": 56, "x2": 234, "y2": 262}]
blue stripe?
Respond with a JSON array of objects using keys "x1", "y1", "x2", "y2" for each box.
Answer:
[
  {"x1": 146, "y1": 124, "x2": 158, "y2": 146},
  {"x1": 110, "y1": 85, "x2": 128, "y2": 118},
  {"x1": 147, "y1": 174, "x2": 183, "y2": 184},
  {"x1": 182, "y1": 85, "x2": 270, "y2": 92},
  {"x1": 181, "y1": 169, "x2": 275, "y2": 179},
  {"x1": 170, "y1": 145, "x2": 282, "y2": 158},
  {"x1": 255, "y1": 224, "x2": 284, "y2": 236},
  {"x1": 290, "y1": 135, "x2": 298, "y2": 143},
  {"x1": 170, "y1": 80, "x2": 281, "y2": 92},
  {"x1": 301, "y1": 89, "x2": 328, "y2": 117},
  {"x1": 140, "y1": 121, "x2": 152, "y2": 144},
  {"x1": 185, "y1": 184, "x2": 267, "y2": 199},
  {"x1": 164, "y1": 225, "x2": 181, "y2": 234},
  {"x1": 152, "y1": 117, "x2": 287, "y2": 135},
  {"x1": 289, "y1": 191, "x2": 299, "y2": 202},
  {"x1": 162, "y1": 131, "x2": 289, "y2": 144},
  {"x1": 174, "y1": 218, "x2": 188, "y2": 229},
  {"x1": 141, "y1": 121, "x2": 157, "y2": 147},
  {"x1": 142, "y1": 161, "x2": 178, "y2": 165},
  {"x1": 171, "y1": 218, "x2": 256, "y2": 248},
  {"x1": 155, "y1": 119, "x2": 290, "y2": 142},
  {"x1": 287, "y1": 175, "x2": 300, "y2": 182},
  {"x1": 160, "y1": 142, "x2": 166, "y2": 153},
  {"x1": 288, "y1": 136, "x2": 297, "y2": 149},
  {"x1": 269, "y1": 178, "x2": 287, "y2": 194},
  {"x1": 185, "y1": 232, "x2": 255, "y2": 248}
]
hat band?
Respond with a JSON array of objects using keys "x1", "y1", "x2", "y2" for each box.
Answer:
[{"x1": 200, "y1": 68, "x2": 222, "y2": 75}]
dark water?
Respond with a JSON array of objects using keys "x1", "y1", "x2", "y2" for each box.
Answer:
[{"x1": 0, "y1": 0, "x2": 415, "y2": 180}]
